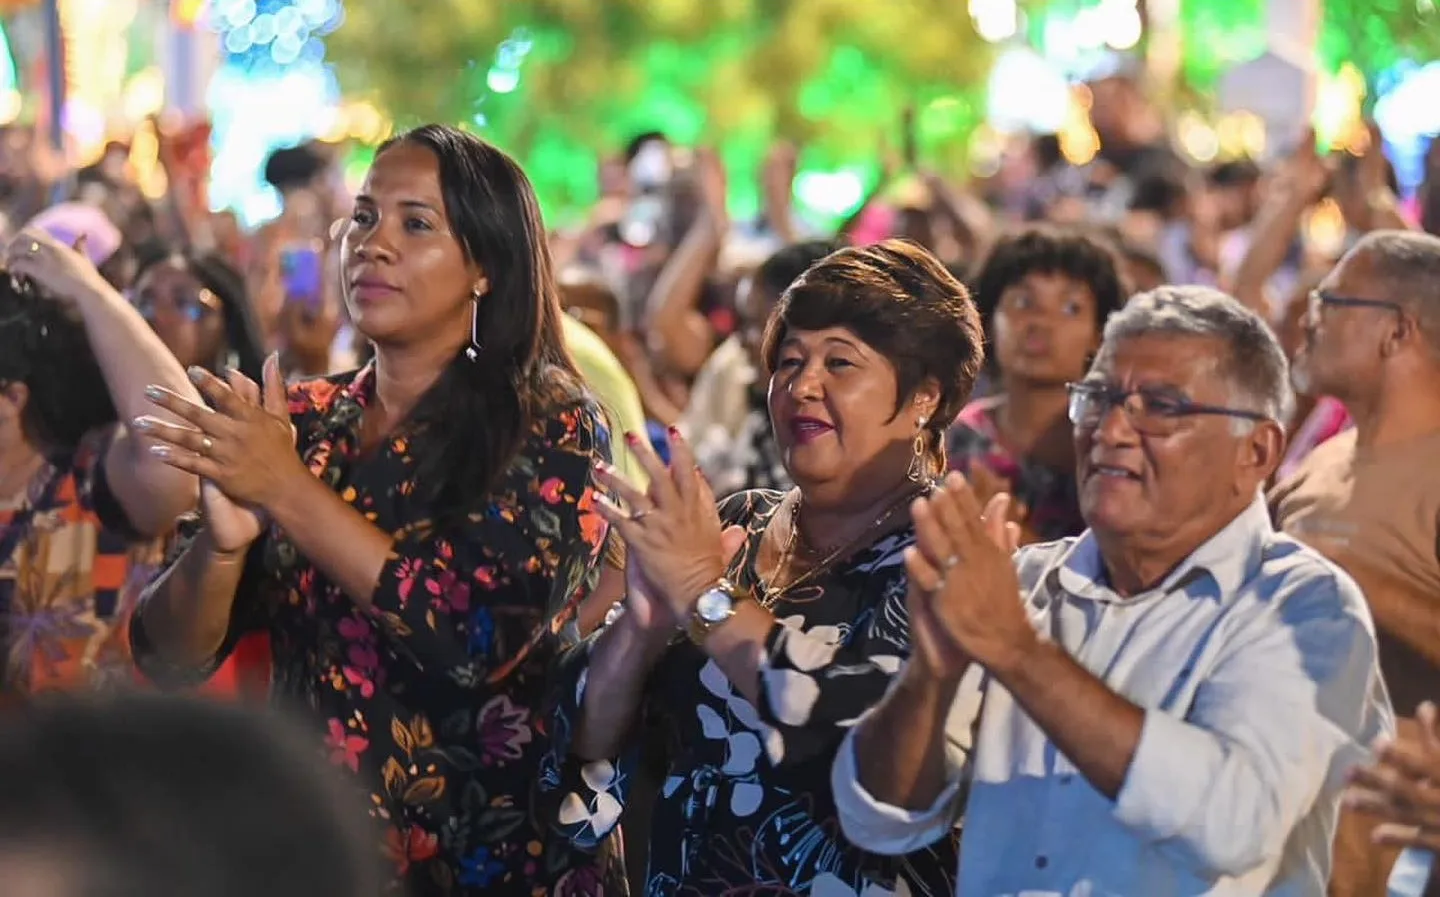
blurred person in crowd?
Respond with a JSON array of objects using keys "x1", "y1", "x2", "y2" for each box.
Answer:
[
  {"x1": 682, "y1": 239, "x2": 843, "y2": 495},
  {"x1": 1085, "y1": 59, "x2": 1181, "y2": 184},
  {"x1": 131, "y1": 246, "x2": 266, "y2": 383},
  {"x1": 274, "y1": 238, "x2": 353, "y2": 378},
  {"x1": 839, "y1": 286, "x2": 1390, "y2": 896},
  {"x1": 250, "y1": 142, "x2": 347, "y2": 344},
  {"x1": 1271, "y1": 231, "x2": 1440, "y2": 895},
  {"x1": 1420, "y1": 135, "x2": 1440, "y2": 237},
  {"x1": 1272, "y1": 231, "x2": 1440, "y2": 723},
  {"x1": 0, "y1": 692, "x2": 383, "y2": 897},
  {"x1": 947, "y1": 226, "x2": 1126, "y2": 543},
  {"x1": 543, "y1": 239, "x2": 984, "y2": 895},
  {"x1": 1116, "y1": 238, "x2": 1167, "y2": 293},
  {"x1": 558, "y1": 272, "x2": 649, "y2": 490},
  {"x1": 1228, "y1": 133, "x2": 1332, "y2": 324},
  {"x1": 1208, "y1": 159, "x2": 1264, "y2": 235},
  {"x1": 1345, "y1": 700, "x2": 1440, "y2": 897},
  {"x1": 0, "y1": 229, "x2": 203, "y2": 694},
  {"x1": 129, "y1": 124, "x2": 622, "y2": 896},
  {"x1": 1272, "y1": 272, "x2": 1352, "y2": 484}
]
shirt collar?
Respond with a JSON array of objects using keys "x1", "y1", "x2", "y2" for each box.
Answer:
[{"x1": 1052, "y1": 493, "x2": 1272, "y2": 604}]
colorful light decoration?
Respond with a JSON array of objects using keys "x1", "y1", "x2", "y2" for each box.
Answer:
[
  {"x1": 0, "y1": 20, "x2": 19, "y2": 126},
  {"x1": 205, "y1": 0, "x2": 346, "y2": 225}
]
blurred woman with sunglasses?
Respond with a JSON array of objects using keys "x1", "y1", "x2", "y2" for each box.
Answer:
[
  {"x1": 131, "y1": 246, "x2": 266, "y2": 383},
  {"x1": 0, "y1": 228, "x2": 202, "y2": 695}
]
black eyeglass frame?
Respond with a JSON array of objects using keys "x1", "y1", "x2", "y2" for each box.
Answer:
[{"x1": 1065, "y1": 381, "x2": 1270, "y2": 433}]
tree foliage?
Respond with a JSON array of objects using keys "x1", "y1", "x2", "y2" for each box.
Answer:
[{"x1": 327, "y1": 0, "x2": 997, "y2": 216}]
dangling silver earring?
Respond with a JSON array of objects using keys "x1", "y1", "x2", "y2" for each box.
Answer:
[
  {"x1": 907, "y1": 418, "x2": 929, "y2": 483},
  {"x1": 465, "y1": 289, "x2": 482, "y2": 362}
]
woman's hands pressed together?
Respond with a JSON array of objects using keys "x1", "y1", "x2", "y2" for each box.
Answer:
[
  {"x1": 134, "y1": 354, "x2": 302, "y2": 552},
  {"x1": 592, "y1": 427, "x2": 746, "y2": 627}
]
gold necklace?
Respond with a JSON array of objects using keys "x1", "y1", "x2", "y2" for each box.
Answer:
[{"x1": 760, "y1": 484, "x2": 929, "y2": 608}]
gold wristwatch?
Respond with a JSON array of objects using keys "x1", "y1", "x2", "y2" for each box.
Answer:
[{"x1": 686, "y1": 578, "x2": 749, "y2": 646}]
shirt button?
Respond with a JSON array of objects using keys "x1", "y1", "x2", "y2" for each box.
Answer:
[{"x1": 1035, "y1": 855, "x2": 1049, "y2": 869}]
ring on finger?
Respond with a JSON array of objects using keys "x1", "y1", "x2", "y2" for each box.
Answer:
[
  {"x1": 629, "y1": 506, "x2": 655, "y2": 522},
  {"x1": 943, "y1": 554, "x2": 959, "y2": 570},
  {"x1": 200, "y1": 436, "x2": 214, "y2": 456},
  {"x1": 27, "y1": 241, "x2": 39, "y2": 255}
]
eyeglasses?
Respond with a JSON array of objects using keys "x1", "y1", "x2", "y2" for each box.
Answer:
[
  {"x1": 131, "y1": 288, "x2": 222, "y2": 324},
  {"x1": 1066, "y1": 381, "x2": 1269, "y2": 436},
  {"x1": 1306, "y1": 289, "x2": 1403, "y2": 321}
]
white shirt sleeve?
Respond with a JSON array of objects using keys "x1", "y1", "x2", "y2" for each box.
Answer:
[
  {"x1": 830, "y1": 725, "x2": 968, "y2": 856},
  {"x1": 830, "y1": 664, "x2": 984, "y2": 856}
]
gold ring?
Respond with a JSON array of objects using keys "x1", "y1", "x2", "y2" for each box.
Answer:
[{"x1": 200, "y1": 436, "x2": 214, "y2": 455}]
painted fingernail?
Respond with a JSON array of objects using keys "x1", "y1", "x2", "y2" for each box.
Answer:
[
  {"x1": 131, "y1": 416, "x2": 153, "y2": 431},
  {"x1": 623, "y1": 432, "x2": 638, "y2": 445},
  {"x1": 187, "y1": 366, "x2": 206, "y2": 383},
  {"x1": 148, "y1": 444, "x2": 170, "y2": 458},
  {"x1": 667, "y1": 425, "x2": 681, "y2": 437},
  {"x1": 144, "y1": 385, "x2": 163, "y2": 400}
]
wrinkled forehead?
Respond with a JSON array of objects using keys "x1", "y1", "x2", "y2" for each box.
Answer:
[{"x1": 1089, "y1": 333, "x2": 1227, "y2": 395}]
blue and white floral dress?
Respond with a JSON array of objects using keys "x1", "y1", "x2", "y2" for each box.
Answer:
[{"x1": 539, "y1": 489, "x2": 959, "y2": 896}]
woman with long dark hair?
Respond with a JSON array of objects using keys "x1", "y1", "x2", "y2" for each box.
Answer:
[{"x1": 130, "y1": 125, "x2": 623, "y2": 896}]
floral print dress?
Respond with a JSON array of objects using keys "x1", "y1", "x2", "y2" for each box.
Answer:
[
  {"x1": 131, "y1": 363, "x2": 627, "y2": 897},
  {"x1": 540, "y1": 489, "x2": 959, "y2": 896}
]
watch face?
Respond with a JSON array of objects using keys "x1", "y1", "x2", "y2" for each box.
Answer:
[{"x1": 696, "y1": 588, "x2": 734, "y2": 623}]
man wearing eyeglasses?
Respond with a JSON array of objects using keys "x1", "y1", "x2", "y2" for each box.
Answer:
[
  {"x1": 1270, "y1": 230, "x2": 1440, "y2": 896},
  {"x1": 831, "y1": 285, "x2": 1392, "y2": 895}
]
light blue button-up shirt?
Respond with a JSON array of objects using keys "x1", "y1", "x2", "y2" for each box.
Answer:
[{"x1": 833, "y1": 497, "x2": 1394, "y2": 896}]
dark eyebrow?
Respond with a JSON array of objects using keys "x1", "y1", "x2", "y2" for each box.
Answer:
[{"x1": 352, "y1": 195, "x2": 441, "y2": 215}]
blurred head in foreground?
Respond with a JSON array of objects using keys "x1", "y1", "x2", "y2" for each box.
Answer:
[{"x1": 0, "y1": 694, "x2": 382, "y2": 897}]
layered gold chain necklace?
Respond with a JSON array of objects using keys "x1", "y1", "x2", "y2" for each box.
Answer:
[{"x1": 759, "y1": 483, "x2": 930, "y2": 609}]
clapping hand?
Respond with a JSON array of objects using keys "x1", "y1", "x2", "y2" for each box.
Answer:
[
  {"x1": 1345, "y1": 701, "x2": 1440, "y2": 852},
  {"x1": 903, "y1": 471, "x2": 1030, "y2": 680},
  {"x1": 134, "y1": 355, "x2": 301, "y2": 551},
  {"x1": 592, "y1": 428, "x2": 746, "y2": 626}
]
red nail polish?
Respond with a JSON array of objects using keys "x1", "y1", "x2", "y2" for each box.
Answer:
[
  {"x1": 624, "y1": 432, "x2": 638, "y2": 445},
  {"x1": 667, "y1": 425, "x2": 681, "y2": 438}
]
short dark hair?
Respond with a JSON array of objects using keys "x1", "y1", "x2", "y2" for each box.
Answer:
[
  {"x1": 263, "y1": 142, "x2": 327, "y2": 193},
  {"x1": 753, "y1": 239, "x2": 847, "y2": 300},
  {"x1": 1207, "y1": 159, "x2": 1261, "y2": 188},
  {"x1": 1350, "y1": 229, "x2": 1440, "y2": 350},
  {"x1": 0, "y1": 694, "x2": 382, "y2": 897},
  {"x1": 969, "y1": 226, "x2": 1128, "y2": 375},
  {"x1": 623, "y1": 131, "x2": 669, "y2": 164},
  {"x1": 762, "y1": 239, "x2": 984, "y2": 469},
  {"x1": 0, "y1": 274, "x2": 117, "y2": 453}
]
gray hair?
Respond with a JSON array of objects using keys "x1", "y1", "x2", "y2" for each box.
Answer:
[
  {"x1": 1099, "y1": 285, "x2": 1295, "y2": 429},
  {"x1": 1348, "y1": 229, "x2": 1440, "y2": 350}
]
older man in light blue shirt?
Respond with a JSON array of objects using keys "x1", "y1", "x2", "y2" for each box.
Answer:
[{"x1": 833, "y1": 286, "x2": 1393, "y2": 895}]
